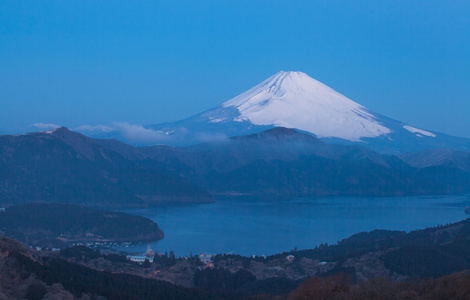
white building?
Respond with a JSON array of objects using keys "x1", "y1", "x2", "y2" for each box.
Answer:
[
  {"x1": 127, "y1": 245, "x2": 155, "y2": 264},
  {"x1": 127, "y1": 255, "x2": 153, "y2": 264}
]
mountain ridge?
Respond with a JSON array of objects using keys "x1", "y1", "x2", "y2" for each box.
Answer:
[
  {"x1": 221, "y1": 71, "x2": 390, "y2": 141},
  {"x1": 0, "y1": 127, "x2": 214, "y2": 207},
  {"x1": 2, "y1": 127, "x2": 470, "y2": 207},
  {"x1": 143, "y1": 71, "x2": 470, "y2": 154}
]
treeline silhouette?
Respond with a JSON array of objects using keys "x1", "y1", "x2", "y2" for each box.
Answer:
[
  {"x1": 8, "y1": 251, "x2": 214, "y2": 300},
  {"x1": 0, "y1": 203, "x2": 164, "y2": 245},
  {"x1": 59, "y1": 245, "x2": 130, "y2": 264},
  {"x1": 289, "y1": 272, "x2": 470, "y2": 299},
  {"x1": 194, "y1": 267, "x2": 301, "y2": 296},
  {"x1": 265, "y1": 218, "x2": 470, "y2": 279}
]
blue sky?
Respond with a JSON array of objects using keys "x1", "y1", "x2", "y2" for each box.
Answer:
[{"x1": 1, "y1": 1, "x2": 470, "y2": 137}]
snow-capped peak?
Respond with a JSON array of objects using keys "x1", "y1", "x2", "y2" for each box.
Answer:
[{"x1": 222, "y1": 71, "x2": 391, "y2": 141}]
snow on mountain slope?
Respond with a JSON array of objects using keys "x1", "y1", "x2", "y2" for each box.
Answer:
[
  {"x1": 147, "y1": 71, "x2": 449, "y2": 148},
  {"x1": 403, "y1": 125, "x2": 436, "y2": 137},
  {"x1": 76, "y1": 70, "x2": 470, "y2": 153},
  {"x1": 220, "y1": 71, "x2": 390, "y2": 141}
]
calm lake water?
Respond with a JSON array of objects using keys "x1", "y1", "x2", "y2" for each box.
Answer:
[{"x1": 117, "y1": 195, "x2": 470, "y2": 257}]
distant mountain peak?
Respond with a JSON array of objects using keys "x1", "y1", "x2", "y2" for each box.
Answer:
[
  {"x1": 28, "y1": 126, "x2": 71, "y2": 136},
  {"x1": 139, "y1": 71, "x2": 469, "y2": 153},
  {"x1": 52, "y1": 126, "x2": 72, "y2": 134},
  {"x1": 27, "y1": 127, "x2": 99, "y2": 161},
  {"x1": 218, "y1": 71, "x2": 391, "y2": 141},
  {"x1": 231, "y1": 127, "x2": 321, "y2": 143},
  {"x1": 37, "y1": 126, "x2": 89, "y2": 141}
]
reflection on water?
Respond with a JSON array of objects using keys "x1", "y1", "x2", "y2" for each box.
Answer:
[{"x1": 116, "y1": 195, "x2": 470, "y2": 256}]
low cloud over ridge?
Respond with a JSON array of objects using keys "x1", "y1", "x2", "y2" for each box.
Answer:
[
  {"x1": 75, "y1": 122, "x2": 228, "y2": 146},
  {"x1": 31, "y1": 123, "x2": 60, "y2": 129}
]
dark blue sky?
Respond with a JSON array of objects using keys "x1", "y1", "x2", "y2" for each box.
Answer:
[{"x1": 1, "y1": 1, "x2": 470, "y2": 137}]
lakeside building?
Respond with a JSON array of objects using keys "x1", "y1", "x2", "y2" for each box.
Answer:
[
  {"x1": 127, "y1": 245, "x2": 155, "y2": 264},
  {"x1": 127, "y1": 255, "x2": 154, "y2": 263}
]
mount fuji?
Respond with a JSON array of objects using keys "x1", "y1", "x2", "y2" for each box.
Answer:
[{"x1": 146, "y1": 71, "x2": 469, "y2": 154}]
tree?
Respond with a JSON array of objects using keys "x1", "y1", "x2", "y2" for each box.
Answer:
[{"x1": 142, "y1": 258, "x2": 151, "y2": 268}]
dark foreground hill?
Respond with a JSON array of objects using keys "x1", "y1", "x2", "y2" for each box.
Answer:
[
  {"x1": 0, "y1": 235, "x2": 214, "y2": 300},
  {"x1": 0, "y1": 203, "x2": 164, "y2": 247},
  {"x1": 3, "y1": 217, "x2": 470, "y2": 299}
]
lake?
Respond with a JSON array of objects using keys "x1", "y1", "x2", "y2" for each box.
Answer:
[{"x1": 117, "y1": 195, "x2": 470, "y2": 257}]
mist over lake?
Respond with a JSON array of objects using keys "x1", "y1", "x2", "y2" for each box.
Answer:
[{"x1": 118, "y1": 195, "x2": 470, "y2": 256}]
